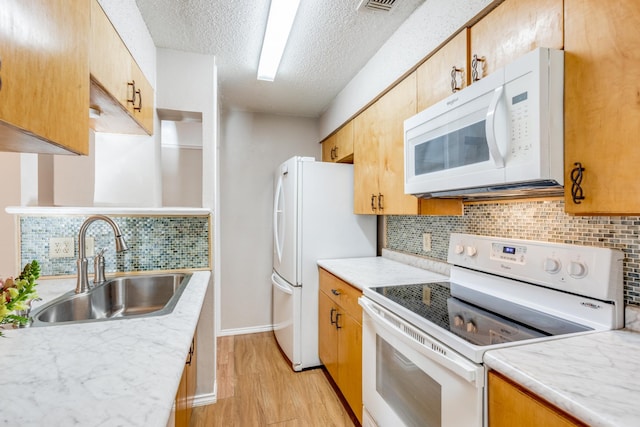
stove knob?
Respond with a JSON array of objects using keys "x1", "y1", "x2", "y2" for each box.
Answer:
[
  {"x1": 466, "y1": 321, "x2": 478, "y2": 334},
  {"x1": 453, "y1": 315, "x2": 464, "y2": 328},
  {"x1": 568, "y1": 261, "x2": 588, "y2": 278},
  {"x1": 544, "y1": 258, "x2": 561, "y2": 274},
  {"x1": 455, "y1": 244, "x2": 464, "y2": 255},
  {"x1": 466, "y1": 246, "x2": 477, "y2": 257}
]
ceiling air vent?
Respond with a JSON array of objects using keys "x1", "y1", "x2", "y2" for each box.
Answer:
[{"x1": 357, "y1": 0, "x2": 397, "y2": 12}]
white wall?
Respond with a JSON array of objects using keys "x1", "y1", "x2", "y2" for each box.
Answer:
[
  {"x1": 319, "y1": 0, "x2": 495, "y2": 138},
  {"x1": 0, "y1": 153, "x2": 21, "y2": 277},
  {"x1": 156, "y1": 48, "x2": 218, "y2": 402},
  {"x1": 219, "y1": 110, "x2": 320, "y2": 334},
  {"x1": 161, "y1": 121, "x2": 203, "y2": 207}
]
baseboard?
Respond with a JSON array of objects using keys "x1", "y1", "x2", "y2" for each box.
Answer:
[
  {"x1": 217, "y1": 324, "x2": 273, "y2": 337},
  {"x1": 193, "y1": 392, "x2": 217, "y2": 407}
]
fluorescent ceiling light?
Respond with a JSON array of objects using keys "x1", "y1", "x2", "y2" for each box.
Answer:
[{"x1": 257, "y1": 0, "x2": 301, "y2": 81}]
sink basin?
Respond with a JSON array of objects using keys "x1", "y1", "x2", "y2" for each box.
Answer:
[{"x1": 31, "y1": 273, "x2": 191, "y2": 326}]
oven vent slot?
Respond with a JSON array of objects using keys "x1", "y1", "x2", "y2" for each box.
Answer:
[
  {"x1": 401, "y1": 323, "x2": 426, "y2": 346},
  {"x1": 431, "y1": 342, "x2": 447, "y2": 356}
]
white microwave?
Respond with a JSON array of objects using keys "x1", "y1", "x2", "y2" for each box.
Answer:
[{"x1": 404, "y1": 47, "x2": 564, "y2": 200}]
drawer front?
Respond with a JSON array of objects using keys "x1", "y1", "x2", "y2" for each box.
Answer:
[{"x1": 319, "y1": 268, "x2": 362, "y2": 319}]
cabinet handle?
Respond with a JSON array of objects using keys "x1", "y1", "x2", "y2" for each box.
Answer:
[
  {"x1": 451, "y1": 65, "x2": 463, "y2": 93},
  {"x1": 570, "y1": 162, "x2": 586, "y2": 204},
  {"x1": 471, "y1": 54, "x2": 485, "y2": 82},
  {"x1": 330, "y1": 307, "x2": 337, "y2": 325},
  {"x1": 378, "y1": 193, "x2": 384, "y2": 211},
  {"x1": 134, "y1": 89, "x2": 142, "y2": 112},
  {"x1": 333, "y1": 146, "x2": 338, "y2": 160},
  {"x1": 186, "y1": 338, "x2": 195, "y2": 366},
  {"x1": 371, "y1": 194, "x2": 377, "y2": 211},
  {"x1": 0, "y1": 56, "x2": 2, "y2": 91},
  {"x1": 331, "y1": 288, "x2": 341, "y2": 296},
  {"x1": 335, "y1": 313, "x2": 342, "y2": 329},
  {"x1": 330, "y1": 146, "x2": 336, "y2": 160},
  {"x1": 127, "y1": 80, "x2": 137, "y2": 106}
]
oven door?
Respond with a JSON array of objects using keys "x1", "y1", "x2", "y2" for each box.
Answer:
[{"x1": 360, "y1": 297, "x2": 484, "y2": 427}]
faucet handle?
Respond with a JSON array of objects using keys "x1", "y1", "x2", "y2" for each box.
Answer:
[{"x1": 93, "y1": 248, "x2": 107, "y2": 285}]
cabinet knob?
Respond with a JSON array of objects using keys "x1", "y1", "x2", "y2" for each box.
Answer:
[
  {"x1": 570, "y1": 162, "x2": 585, "y2": 204},
  {"x1": 331, "y1": 288, "x2": 341, "y2": 296},
  {"x1": 127, "y1": 80, "x2": 137, "y2": 106},
  {"x1": 471, "y1": 54, "x2": 485, "y2": 82},
  {"x1": 451, "y1": 65, "x2": 463, "y2": 93}
]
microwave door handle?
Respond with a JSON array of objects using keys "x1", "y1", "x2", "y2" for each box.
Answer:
[{"x1": 486, "y1": 85, "x2": 505, "y2": 168}]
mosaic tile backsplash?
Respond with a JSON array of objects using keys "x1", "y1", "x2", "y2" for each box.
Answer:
[
  {"x1": 19, "y1": 215, "x2": 210, "y2": 277},
  {"x1": 386, "y1": 199, "x2": 640, "y2": 306}
]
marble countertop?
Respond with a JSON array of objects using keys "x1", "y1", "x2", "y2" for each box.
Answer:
[
  {"x1": 484, "y1": 329, "x2": 640, "y2": 427},
  {"x1": 317, "y1": 250, "x2": 448, "y2": 290},
  {"x1": 0, "y1": 270, "x2": 210, "y2": 427}
]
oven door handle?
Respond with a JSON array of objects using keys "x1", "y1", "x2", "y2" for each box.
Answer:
[{"x1": 361, "y1": 298, "x2": 482, "y2": 385}]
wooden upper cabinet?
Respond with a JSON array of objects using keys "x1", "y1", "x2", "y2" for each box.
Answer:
[
  {"x1": 0, "y1": 0, "x2": 90, "y2": 155},
  {"x1": 321, "y1": 133, "x2": 337, "y2": 162},
  {"x1": 354, "y1": 73, "x2": 462, "y2": 216},
  {"x1": 322, "y1": 121, "x2": 354, "y2": 163},
  {"x1": 469, "y1": 0, "x2": 563, "y2": 81},
  {"x1": 89, "y1": 0, "x2": 154, "y2": 135},
  {"x1": 564, "y1": 0, "x2": 640, "y2": 214},
  {"x1": 417, "y1": 29, "x2": 469, "y2": 111}
]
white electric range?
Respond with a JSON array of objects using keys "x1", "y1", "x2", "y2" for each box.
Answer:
[{"x1": 360, "y1": 233, "x2": 624, "y2": 427}]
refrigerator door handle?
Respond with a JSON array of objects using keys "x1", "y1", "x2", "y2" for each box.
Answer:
[
  {"x1": 271, "y1": 272, "x2": 293, "y2": 295},
  {"x1": 273, "y1": 174, "x2": 284, "y2": 263}
]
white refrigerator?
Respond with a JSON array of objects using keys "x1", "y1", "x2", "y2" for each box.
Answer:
[{"x1": 272, "y1": 156, "x2": 377, "y2": 371}]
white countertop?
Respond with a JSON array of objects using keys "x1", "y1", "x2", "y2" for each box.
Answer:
[
  {"x1": 484, "y1": 329, "x2": 640, "y2": 427},
  {"x1": 317, "y1": 253, "x2": 448, "y2": 290},
  {"x1": 0, "y1": 270, "x2": 210, "y2": 427}
]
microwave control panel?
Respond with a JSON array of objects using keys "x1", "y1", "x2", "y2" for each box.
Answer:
[{"x1": 506, "y1": 70, "x2": 534, "y2": 161}]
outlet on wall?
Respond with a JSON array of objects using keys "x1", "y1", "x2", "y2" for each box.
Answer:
[
  {"x1": 49, "y1": 237, "x2": 75, "y2": 258},
  {"x1": 422, "y1": 232, "x2": 432, "y2": 252}
]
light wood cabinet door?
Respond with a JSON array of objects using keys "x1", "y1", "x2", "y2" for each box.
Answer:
[
  {"x1": 488, "y1": 371, "x2": 587, "y2": 427},
  {"x1": 318, "y1": 268, "x2": 363, "y2": 423},
  {"x1": 417, "y1": 29, "x2": 469, "y2": 111},
  {"x1": 353, "y1": 108, "x2": 381, "y2": 214},
  {"x1": 89, "y1": 0, "x2": 154, "y2": 136},
  {"x1": 322, "y1": 133, "x2": 337, "y2": 162},
  {"x1": 564, "y1": 0, "x2": 640, "y2": 214},
  {"x1": 0, "y1": 0, "x2": 89, "y2": 155},
  {"x1": 318, "y1": 289, "x2": 339, "y2": 380},
  {"x1": 469, "y1": 0, "x2": 563, "y2": 81},
  {"x1": 175, "y1": 334, "x2": 197, "y2": 427},
  {"x1": 337, "y1": 311, "x2": 362, "y2": 424},
  {"x1": 377, "y1": 73, "x2": 421, "y2": 215},
  {"x1": 334, "y1": 121, "x2": 354, "y2": 163},
  {"x1": 354, "y1": 73, "x2": 418, "y2": 215},
  {"x1": 130, "y1": 61, "x2": 154, "y2": 134}
]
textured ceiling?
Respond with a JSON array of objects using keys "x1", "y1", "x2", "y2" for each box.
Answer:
[{"x1": 134, "y1": 0, "x2": 426, "y2": 117}]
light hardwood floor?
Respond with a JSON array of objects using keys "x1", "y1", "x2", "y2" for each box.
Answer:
[{"x1": 191, "y1": 332, "x2": 357, "y2": 427}]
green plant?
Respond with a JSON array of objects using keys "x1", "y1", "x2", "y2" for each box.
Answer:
[{"x1": 0, "y1": 260, "x2": 40, "y2": 335}]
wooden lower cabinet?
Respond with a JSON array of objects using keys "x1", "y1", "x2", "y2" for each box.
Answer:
[
  {"x1": 175, "y1": 335, "x2": 197, "y2": 427},
  {"x1": 488, "y1": 370, "x2": 587, "y2": 427},
  {"x1": 318, "y1": 268, "x2": 363, "y2": 423}
]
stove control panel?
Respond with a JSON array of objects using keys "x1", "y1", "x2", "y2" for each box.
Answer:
[
  {"x1": 448, "y1": 233, "x2": 624, "y2": 302},
  {"x1": 490, "y1": 242, "x2": 527, "y2": 264}
]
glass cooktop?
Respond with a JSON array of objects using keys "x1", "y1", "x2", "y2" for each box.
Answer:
[{"x1": 368, "y1": 282, "x2": 592, "y2": 348}]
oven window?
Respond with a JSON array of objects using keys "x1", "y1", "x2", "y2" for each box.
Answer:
[
  {"x1": 376, "y1": 336, "x2": 441, "y2": 427},
  {"x1": 414, "y1": 120, "x2": 489, "y2": 175}
]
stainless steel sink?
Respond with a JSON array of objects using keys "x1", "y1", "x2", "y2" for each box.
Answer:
[{"x1": 31, "y1": 273, "x2": 191, "y2": 326}]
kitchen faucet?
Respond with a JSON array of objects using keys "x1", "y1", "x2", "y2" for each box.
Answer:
[{"x1": 76, "y1": 215, "x2": 129, "y2": 294}]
